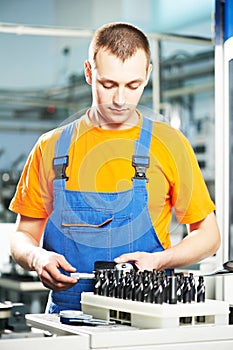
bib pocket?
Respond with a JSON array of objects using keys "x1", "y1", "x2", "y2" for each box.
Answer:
[
  {"x1": 62, "y1": 208, "x2": 113, "y2": 229},
  {"x1": 62, "y1": 208, "x2": 114, "y2": 253},
  {"x1": 62, "y1": 209, "x2": 133, "y2": 265}
]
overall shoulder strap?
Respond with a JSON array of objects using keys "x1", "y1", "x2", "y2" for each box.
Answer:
[
  {"x1": 135, "y1": 116, "x2": 153, "y2": 156},
  {"x1": 53, "y1": 121, "x2": 76, "y2": 183},
  {"x1": 55, "y1": 121, "x2": 76, "y2": 157},
  {"x1": 132, "y1": 116, "x2": 153, "y2": 182}
]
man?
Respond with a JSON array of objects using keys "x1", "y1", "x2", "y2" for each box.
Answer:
[{"x1": 9, "y1": 22, "x2": 220, "y2": 313}]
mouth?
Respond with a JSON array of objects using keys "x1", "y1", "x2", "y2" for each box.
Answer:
[{"x1": 109, "y1": 107, "x2": 129, "y2": 114}]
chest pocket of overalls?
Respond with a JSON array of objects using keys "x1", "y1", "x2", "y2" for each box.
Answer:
[
  {"x1": 61, "y1": 204, "x2": 133, "y2": 259},
  {"x1": 62, "y1": 209, "x2": 113, "y2": 228},
  {"x1": 62, "y1": 208, "x2": 112, "y2": 243}
]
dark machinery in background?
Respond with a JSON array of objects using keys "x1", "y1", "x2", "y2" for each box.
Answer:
[{"x1": 0, "y1": 153, "x2": 27, "y2": 223}]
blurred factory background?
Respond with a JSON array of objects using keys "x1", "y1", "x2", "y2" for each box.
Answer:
[
  {"x1": 0, "y1": 0, "x2": 215, "y2": 221},
  {"x1": 0, "y1": 0, "x2": 224, "y2": 313}
]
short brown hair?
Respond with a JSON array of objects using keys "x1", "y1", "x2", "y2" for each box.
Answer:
[{"x1": 89, "y1": 22, "x2": 151, "y2": 68}]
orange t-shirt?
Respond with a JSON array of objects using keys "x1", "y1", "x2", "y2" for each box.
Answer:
[{"x1": 9, "y1": 114, "x2": 215, "y2": 249}]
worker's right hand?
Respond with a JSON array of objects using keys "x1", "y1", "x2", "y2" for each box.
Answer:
[{"x1": 31, "y1": 248, "x2": 78, "y2": 291}]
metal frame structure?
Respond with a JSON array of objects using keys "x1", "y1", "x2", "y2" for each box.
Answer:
[
  {"x1": 214, "y1": 0, "x2": 233, "y2": 304},
  {"x1": 0, "y1": 22, "x2": 213, "y2": 114}
]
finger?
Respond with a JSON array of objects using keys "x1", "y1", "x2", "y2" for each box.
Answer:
[
  {"x1": 41, "y1": 278, "x2": 77, "y2": 292},
  {"x1": 114, "y1": 252, "x2": 140, "y2": 264},
  {"x1": 40, "y1": 267, "x2": 77, "y2": 291},
  {"x1": 38, "y1": 269, "x2": 56, "y2": 290},
  {"x1": 43, "y1": 263, "x2": 78, "y2": 284}
]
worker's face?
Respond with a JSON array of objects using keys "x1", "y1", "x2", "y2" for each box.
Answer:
[{"x1": 85, "y1": 48, "x2": 152, "y2": 129}]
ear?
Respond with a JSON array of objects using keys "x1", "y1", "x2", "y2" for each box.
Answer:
[
  {"x1": 84, "y1": 60, "x2": 92, "y2": 85},
  {"x1": 145, "y1": 63, "x2": 152, "y2": 86}
]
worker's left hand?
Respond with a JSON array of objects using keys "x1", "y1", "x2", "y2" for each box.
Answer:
[{"x1": 114, "y1": 251, "x2": 157, "y2": 271}]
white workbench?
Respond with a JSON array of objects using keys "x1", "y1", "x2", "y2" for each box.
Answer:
[{"x1": 0, "y1": 311, "x2": 233, "y2": 349}]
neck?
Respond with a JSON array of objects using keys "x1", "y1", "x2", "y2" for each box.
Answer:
[{"x1": 87, "y1": 108, "x2": 140, "y2": 130}]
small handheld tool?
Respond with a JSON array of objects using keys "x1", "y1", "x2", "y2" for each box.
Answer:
[
  {"x1": 70, "y1": 272, "x2": 95, "y2": 280},
  {"x1": 70, "y1": 261, "x2": 134, "y2": 280},
  {"x1": 59, "y1": 310, "x2": 115, "y2": 326}
]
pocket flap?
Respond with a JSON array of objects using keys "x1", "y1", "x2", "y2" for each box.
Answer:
[{"x1": 62, "y1": 209, "x2": 113, "y2": 228}]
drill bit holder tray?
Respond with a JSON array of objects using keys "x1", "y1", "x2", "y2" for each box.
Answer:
[{"x1": 81, "y1": 293, "x2": 230, "y2": 329}]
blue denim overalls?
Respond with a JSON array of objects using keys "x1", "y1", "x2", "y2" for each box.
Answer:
[{"x1": 43, "y1": 116, "x2": 164, "y2": 313}]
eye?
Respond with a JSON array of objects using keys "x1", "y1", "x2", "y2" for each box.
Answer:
[
  {"x1": 127, "y1": 82, "x2": 141, "y2": 90},
  {"x1": 100, "y1": 81, "x2": 115, "y2": 89},
  {"x1": 103, "y1": 84, "x2": 114, "y2": 89}
]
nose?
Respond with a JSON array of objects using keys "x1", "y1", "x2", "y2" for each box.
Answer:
[{"x1": 113, "y1": 87, "x2": 126, "y2": 106}]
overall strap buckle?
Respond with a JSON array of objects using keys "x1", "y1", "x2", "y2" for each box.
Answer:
[
  {"x1": 53, "y1": 156, "x2": 69, "y2": 180},
  {"x1": 132, "y1": 155, "x2": 150, "y2": 182}
]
